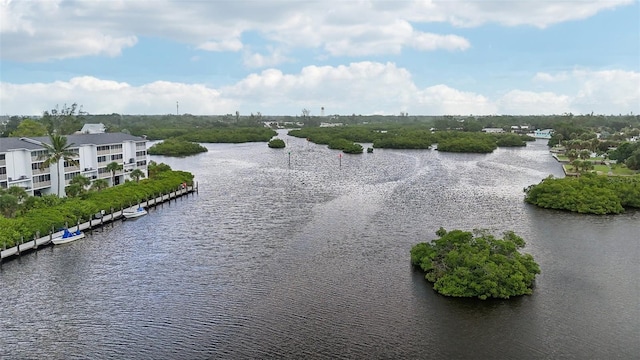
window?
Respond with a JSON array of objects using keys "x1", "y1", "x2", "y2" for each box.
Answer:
[
  {"x1": 65, "y1": 172, "x2": 80, "y2": 180},
  {"x1": 111, "y1": 154, "x2": 123, "y2": 161},
  {"x1": 97, "y1": 155, "x2": 107, "y2": 163},
  {"x1": 32, "y1": 162, "x2": 47, "y2": 170},
  {"x1": 33, "y1": 174, "x2": 51, "y2": 183}
]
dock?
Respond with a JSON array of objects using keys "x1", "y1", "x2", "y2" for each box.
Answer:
[{"x1": 1, "y1": 184, "x2": 197, "y2": 263}]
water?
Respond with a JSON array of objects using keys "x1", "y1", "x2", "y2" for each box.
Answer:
[{"x1": 1, "y1": 133, "x2": 639, "y2": 359}]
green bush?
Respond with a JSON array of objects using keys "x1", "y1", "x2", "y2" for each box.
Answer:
[{"x1": 268, "y1": 138, "x2": 286, "y2": 148}]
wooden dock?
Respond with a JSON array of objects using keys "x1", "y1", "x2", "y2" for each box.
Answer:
[{"x1": 1, "y1": 184, "x2": 197, "y2": 262}]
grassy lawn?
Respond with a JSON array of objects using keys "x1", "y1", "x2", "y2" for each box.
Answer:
[
  {"x1": 564, "y1": 164, "x2": 638, "y2": 176},
  {"x1": 610, "y1": 164, "x2": 638, "y2": 176},
  {"x1": 593, "y1": 164, "x2": 609, "y2": 173}
]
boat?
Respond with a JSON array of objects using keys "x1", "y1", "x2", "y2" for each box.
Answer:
[
  {"x1": 52, "y1": 229, "x2": 85, "y2": 245},
  {"x1": 123, "y1": 206, "x2": 147, "y2": 219}
]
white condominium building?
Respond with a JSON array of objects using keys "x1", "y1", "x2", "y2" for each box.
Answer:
[{"x1": 0, "y1": 133, "x2": 148, "y2": 197}]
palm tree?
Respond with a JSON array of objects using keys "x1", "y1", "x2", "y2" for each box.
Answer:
[
  {"x1": 6, "y1": 186, "x2": 28, "y2": 203},
  {"x1": 105, "y1": 161, "x2": 123, "y2": 187},
  {"x1": 66, "y1": 175, "x2": 91, "y2": 197},
  {"x1": 40, "y1": 133, "x2": 78, "y2": 197},
  {"x1": 90, "y1": 178, "x2": 109, "y2": 192},
  {"x1": 129, "y1": 168, "x2": 145, "y2": 183}
]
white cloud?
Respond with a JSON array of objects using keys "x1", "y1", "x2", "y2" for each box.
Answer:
[
  {"x1": 533, "y1": 72, "x2": 569, "y2": 83},
  {"x1": 410, "y1": 32, "x2": 470, "y2": 51},
  {"x1": 1, "y1": 65, "x2": 638, "y2": 116},
  {"x1": 4, "y1": 0, "x2": 628, "y2": 62},
  {"x1": 416, "y1": 85, "x2": 496, "y2": 115},
  {"x1": 416, "y1": 0, "x2": 634, "y2": 28},
  {"x1": 497, "y1": 90, "x2": 572, "y2": 115},
  {"x1": 243, "y1": 48, "x2": 292, "y2": 68},
  {"x1": 571, "y1": 69, "x2": 640, "y2": 114},
  {"x1": 527, "y1": 69, "x2": 640, "y2": 114},
  {"x1": 197, "y1": 39, "x2": 243, "y2": 52},
  {"x1": 0, "y1": 76, "x2": 235, "y2": 115}
]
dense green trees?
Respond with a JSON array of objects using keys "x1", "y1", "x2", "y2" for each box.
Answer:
[
  {"x1": 9, "y1": 119, "x2": 48, "y2": 137},
  {"x1": 41, "y1": 103, "x2": 86, "y2": 135},
  {"x1": 328, "y1": 138, "x2": 363, "y2": 153},
  {"x1": 289, "y1": 126, "x2": 533, "y2": 153},
  {"x1": 609, "y1": 142, "x2": 640, "y2": 170},
  {"x1": 268, "y1": 138, "x2": 286, "y2": 148},
  {"x1": 148, "y1": 138, "x2": 208, "y2": 156},
  {"x1": 167, "y1": 127, "x2": 276, "y2": 143},
  {"x1": 524, "y1": 174, "x2": 640, "y2": 214},
  {"x1": 411, "y1": 228, "x2": 540, "y2": 300},
  {"x1": 493, "y1": 133, "x2": 527, "y2": 147},
  {"x1": 436, "y1": 134, "x2": 497, "y2": 153}
]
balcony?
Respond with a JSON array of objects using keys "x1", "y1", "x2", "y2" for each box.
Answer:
[
  {"x1": 8, "y1": 175, "x2": 31, "y2": 185},
  {"x1": 33, "y1": 181, "x2": 52, "y2": 189},
  {"x1": 32, "y1": 167, "x2": 49, "y2": 175}
]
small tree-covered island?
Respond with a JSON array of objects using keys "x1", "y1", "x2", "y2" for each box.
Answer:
[
  {"x1": 148, "y1": 138, "x2": 208, "y2": 156},
  {"x1": 267, "y1": 138, "x2": 286, "y2": 148},
  {"x1": 411, "y1": 228, "x2": 540, "y2": 300}
]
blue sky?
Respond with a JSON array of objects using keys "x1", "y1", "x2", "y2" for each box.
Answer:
[{"x1": 1, "y1": 0, "x2": 638, "y2": 116}]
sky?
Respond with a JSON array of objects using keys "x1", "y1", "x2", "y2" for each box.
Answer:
[{"x1": 1, "y1": 0, "x2": 639, "y2": 117}]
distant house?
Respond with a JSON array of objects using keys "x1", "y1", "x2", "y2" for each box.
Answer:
[
  {"x1": 533, "y1": 129, "x2": 553, "y2": 139},
  {"x1": 482, "y1": 128, "x2": 505, "y2": 133},
  {"x1": 79, "y1": 123, "x2": 106, "y2": 134}
]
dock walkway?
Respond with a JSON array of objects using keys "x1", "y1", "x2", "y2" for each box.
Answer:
[{"x1": 1, "y1": 185, "x2": 197, "y2": 262}]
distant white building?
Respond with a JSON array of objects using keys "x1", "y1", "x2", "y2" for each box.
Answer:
[
  {"x1": 482, "y1": 128, "x2": 505, "y2": 133},
  {"x1": 0, "y1": 133, "x2": 148, "y2": 197},
  {"x1": 79, "y1": 123, "x2": 106, "y2": 134},
  {"x1": 533, "y1": 129, "x2": 554, "y2": 139}
]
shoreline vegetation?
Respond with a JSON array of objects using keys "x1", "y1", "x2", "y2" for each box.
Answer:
[
  {"x1": 524, "y1": 174, "x2": 640, "y2": 214},
  {"x1": 410, "y1": 228, "x2": 540, "y2": 300},
  {"x1": 288, "y1": 127, "x2": 533, "y2": 154},
  {"x1": 0, "y1": 162, "x2": 193, "y2": 248}
]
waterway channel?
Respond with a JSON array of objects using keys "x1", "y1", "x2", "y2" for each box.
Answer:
[{"x1": 1, "y1": 133, "x2": 638, "y2": 359}]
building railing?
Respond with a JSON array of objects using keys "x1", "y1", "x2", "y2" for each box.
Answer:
[
  {"x1": 32, "y1": 181, "x2": 51, "y2": 189},
  {"x1": 32, "y1": 167, "x2": 49, "y2": 175}
]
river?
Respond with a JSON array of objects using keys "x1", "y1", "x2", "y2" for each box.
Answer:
[{"x1": 1, "y1": 132, "x2": 638, "y2": 359}]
